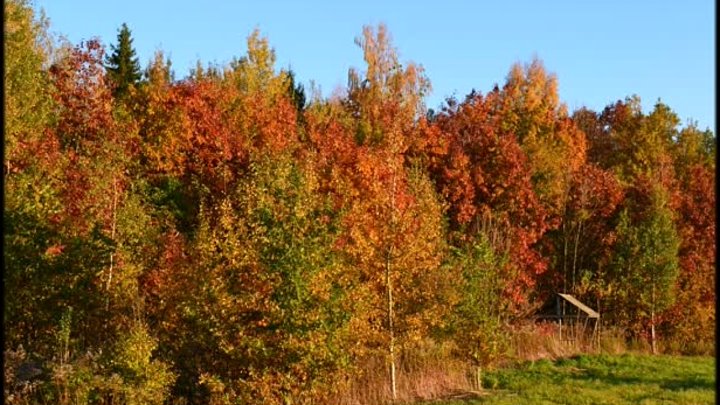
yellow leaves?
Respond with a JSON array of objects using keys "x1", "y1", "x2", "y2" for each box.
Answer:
[
  {"x1": 348, "y1": 24, "x2": 430, "y2": 150},
  {"x1": 146, "y1": 50, "x2": 173, "y2": 88},
  {"x1": 498, "y1": 58, "x2": 589, "y2": 220},
  {"x1": 112, "y1": 322, "x2": 178, "y2": 404},
  {"x1": 229, "y1": 28, "x2": 287, "y2": 99},
  {"x1": 5, "y1": 1, "x2": 56, "y2": 170},
  {"x1": 505, "y1": 58, "x2": 560, "y2": 118}
]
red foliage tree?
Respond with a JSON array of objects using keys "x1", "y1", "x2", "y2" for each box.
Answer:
[{"x1": 430, "y1": 90, "x2": 549, "y2": 313}]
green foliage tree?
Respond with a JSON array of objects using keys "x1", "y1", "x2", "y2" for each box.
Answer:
[
  {"x1": 609, "y1": 185, "x2": 680, "y2": 353},
  {"x1": 105, "y1": 23, "x2": 142, "y2": 99},
  {"x1": 284, "y1": 68, "x2": 306, "y2": 113},
  {"x1": 448, "y1": 235, "x2": 510, "y2": 390}
]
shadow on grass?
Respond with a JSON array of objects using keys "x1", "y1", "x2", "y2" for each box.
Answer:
[
  {"x1": 660, "y1": 378, "x2": 716, "y2": 392},
  {"x1": 426, "y1": 356, "x2": 715, "y2": 404},
  {"x1": 565, "y1": 368, "x2": 716, "y2": 392}
]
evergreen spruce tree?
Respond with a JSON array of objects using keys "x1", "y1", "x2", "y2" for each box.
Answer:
[
  {"x1": 105, "y1": 23, "x2": 141, "y2": 98},
  {"x1": 285, "y1": 68, "x2": 306, "y2": 113}
]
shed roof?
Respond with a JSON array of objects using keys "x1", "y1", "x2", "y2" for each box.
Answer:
[{"x1": 557, "y1": 293, "x2": 600, "y2": 318}]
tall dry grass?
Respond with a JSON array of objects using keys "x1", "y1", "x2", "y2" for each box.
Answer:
[
  {"x1": 510, "y1": 320, "x2": 631, "y2": 361},
  {"x1": 334, "y1": 340, "x2": 472, "y2": 405},
  {"x1": 333, "y1": 322, "x2": 636, "y2": 404}
]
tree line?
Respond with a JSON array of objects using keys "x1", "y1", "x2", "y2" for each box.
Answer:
[{"x1": 4, "y1": 1, "x2": 715, "y2": 403}]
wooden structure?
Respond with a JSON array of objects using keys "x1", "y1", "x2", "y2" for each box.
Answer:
[
  {"x1": 556, "y1": 293, "x2": 599, "y2": 346},
  {"x1": 535, "y1": 293, "x2": 600, "y2": 347}
]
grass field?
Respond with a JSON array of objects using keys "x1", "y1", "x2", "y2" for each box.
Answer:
[{"x1": 431, "y1": 354, "x2": 715, "y2": 405}]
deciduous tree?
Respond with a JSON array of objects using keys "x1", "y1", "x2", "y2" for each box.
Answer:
[{"x1": 608, "y1": 183, "x2": 680, "y2": 352}]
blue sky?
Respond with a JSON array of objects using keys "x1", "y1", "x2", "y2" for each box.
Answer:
[{"x1": 35, "y1": 1, "x2": 715, "y2": 131}]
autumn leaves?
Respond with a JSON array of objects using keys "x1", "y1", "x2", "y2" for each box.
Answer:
[{"x1": 4, "y1": 3, "x2": 715, "y2": 403}]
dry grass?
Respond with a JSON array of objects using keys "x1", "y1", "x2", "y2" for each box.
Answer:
[
  {"x1": 510, "y1": 321, "x2": 630, "y2": 362},
  {"x1": 334, "y1": 341, "x2": 472, "y2": 405},
  {"x1": 333, "y1": 323, "x2": 640, "y2": 405}
]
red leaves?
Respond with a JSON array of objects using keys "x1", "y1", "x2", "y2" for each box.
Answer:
[
  {"x1": 664, "y1": 162, "x2": 716, "y2": 332},
  {"x1": 50, "y1": 39, "x2": 115, "y2": 153},
  {"x1": 140, "y1": 75, "x2": 300, "y2": 197},
  {"x1": 44, "y1": 244, "x2": 65, "y2": 257},
  {"x1": 425, "y1": 91, "x2": 550, "y2": 310},
  {"x1": 172, "y1": 80, "x2": 245, "y2": 191},
  {"x1": 568, "y1": 163, "x2": 624, "y2": 220}
]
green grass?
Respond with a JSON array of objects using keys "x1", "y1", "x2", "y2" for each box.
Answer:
[{"x1": 432, "y1": 354, "x2": 715, "y2": 405}]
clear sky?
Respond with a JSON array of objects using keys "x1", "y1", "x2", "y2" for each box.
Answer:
[{"x1": 35, "y1": 0, "x2": 715, "y2": 131}]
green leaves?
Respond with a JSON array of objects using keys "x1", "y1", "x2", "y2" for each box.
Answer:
[
  {"x1": 609, "y1": 185, "x2": 680, "y2": 335},
  {"x1": 448, "y1": 236, "x2": 510, "y2": 368}
]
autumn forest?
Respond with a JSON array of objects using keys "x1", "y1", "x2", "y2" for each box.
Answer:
[{"x1": 4, "y1": 1, "x2": 716, "y2": 404}]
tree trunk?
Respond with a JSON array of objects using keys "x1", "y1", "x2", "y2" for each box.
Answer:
[
  {"x1": 562, "y1": 222, "x2": 568, "y2": 293},
  {"x1": 572, "y1": 221, "x2": 583, "y2": 293},
  {"x1": 106, "y1": 177, "x2": 118, "y2": 310},
  {"x1": 476, "y1": 365, "x2": 483, "y2": 390},
  {"x1": 651, "y1": 283, "x2": 657, "y2": 355},
  {"x1": 386, "y1": 170, "x2": 399, "y2": 401},
  {"x1": 651, "y1": 309, "x2": 657, "y2": 355},
  {"x1": 386, "y1": 249, "x2": 396, "y2": 400}
]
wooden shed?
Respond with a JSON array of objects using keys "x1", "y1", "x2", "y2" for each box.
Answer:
[
  {"x1": 557, "y1": 293, "x2": 599, "y2": 346},
  {"x1": 535, "y1": 293, "x2": 600, "y2": 347}
]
